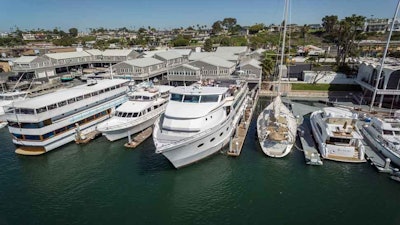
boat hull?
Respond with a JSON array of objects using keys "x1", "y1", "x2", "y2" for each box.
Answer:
[{"x1": 101, "y1": 116, "x2": 158, "y2": 142}]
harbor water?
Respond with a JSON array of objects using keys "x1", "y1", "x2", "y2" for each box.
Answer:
[{"x1": 1, "y1": 98, "x2": 400, "y2": 225}]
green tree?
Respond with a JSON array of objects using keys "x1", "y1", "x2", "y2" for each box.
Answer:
[
  {"x1": 220, "y1": 36, "x2": 231, "y2": 46},
  {"x1": 322, "y1": 15, "x2": 338, "y2": 33},
  {"x1": 172, "y1": 35, "x2": 189, "y2": 47},
  {"x1": 260, "y1": 52, "x2": 275, "y2": 80},
  {"x1": 221, "y1": 17, "x2": 237, "y2": 30},
  {"x1": 212, "y1": 21, "x2": 223, "y2": 34},
  {"x1": 138, "y1": 27, "x2": 147, "y2": 34},
  {"x1": 248, "y1": 23, "x2": 265, "y2": 34},
  {"x1": 204, "y1": 39, "x2": 213, "y2": 52},
  {"x1": 69, "y1": 28, "x2": 78, "y2": 37}
]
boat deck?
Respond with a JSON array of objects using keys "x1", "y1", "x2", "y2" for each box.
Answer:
[{"x1": 228, "y1": 90, "x2": 259, "y2": 156}]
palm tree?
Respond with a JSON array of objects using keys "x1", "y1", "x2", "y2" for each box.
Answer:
[{"x1": 260, "y1": 54, "x2": 275, "y2": 81}]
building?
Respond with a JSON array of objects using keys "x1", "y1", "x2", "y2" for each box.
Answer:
[
  {"x1": 354, "y1": 57, "x2": 400, "y2": 107},
  {"x1": 153, "y1": 51, "x2": 187, "y2": 67},
  {"x1": 102, "y1": 49, "x2": 141, "y2": 62},
  {"x1": 238, "y1": 59, "x2": 262, "y2": 80},
  {"x1": 113, "y1": 57, "x2": 166, "y2": 80}
]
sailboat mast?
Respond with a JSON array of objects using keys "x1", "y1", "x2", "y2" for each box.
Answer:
[
  {"x1": 278, "y1": 0, "x2": 289, "y2": 95},
  {"x1": 369, "y1": 0, "x2": 400, "y2": 111}
]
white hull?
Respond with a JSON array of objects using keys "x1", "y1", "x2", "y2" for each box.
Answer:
[
  {"x1": 257, "y1": 97, "x2": 297, "y2": 158},
  {"x1": 0, "y1": 121, "x2": 7, "y2": 129},
  {"x1": 160, "y1": 117, "x2": 234, "y2": 168},
  {"x1": 362, "y1": 125, "x2": 400, "y2": 167},
  {"x1": 101, "y1": 116, "x2": 158, "y2": 141}
]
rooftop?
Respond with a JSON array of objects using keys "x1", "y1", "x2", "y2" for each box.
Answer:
[
  {"x1": 196, "y1": 56, "x2": 236, "y2": 68},
  {"x1": 239, "y1": 59, "x2": 261, "y2": 69},
  {"x1": 154, "y1": 51, "x2": 183, "y2": 60},
  {"x1": 45, "y1": 51, "x2": 91, "y2": 60},
  {"x1": 103, "y1": 49, "x2": 136, "y2": 56},
  {"x1": 13, "y1": 56, "x2": 38, "y2": 63},
  {"x1": 171, "y1": 85, "x2": 228, "y2": 95},
  {"x1": 215, "y1": 46, "x2": 248, "y2": 55},
  {"x1": 124, "y1": 57, "x2": 164, "y2": 67}
]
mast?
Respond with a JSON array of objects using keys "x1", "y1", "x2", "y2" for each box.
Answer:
[
  {"x1": 369, "y1": 0, "x2": 400, "y2": 111},
  {"x1": 278, "y1": 0, "x2": 289, "y2": 95}
]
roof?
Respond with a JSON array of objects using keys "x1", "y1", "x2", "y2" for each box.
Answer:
[
  {"x1": 85, "y1": 49, "x2": 103, "y2": 56},
  {"x1": 196, "y1": 56, "x2": 236, "y2": 68},
  {"x1": 171, "y1": 85, "x2": 228, "y2": 95},
  {"x1": 154, "y1": 51, "x2": 183, "y2": 60},
  {"x1": 45, "y1": 51, "x2": 90, "y2": 60},
  {"x1": 123, "y1": 57, "x2": 164, "y2": 67},
  {"x1": 215, "y1": 46, "x2": 248, "y2": 55},
  {"x1": 188, "y1": 52, "x2": 239, "y2": 61},
  {"x1": 102, "y1": 49, "x2": 135, "y2": 57},
  {"x1": 182, "y1": 64, "x2": 200, "y2": 71},
  {"x1": 239, "y1": 59, "x2": 261, "y2": 69},
  {"x1": 170, "y1": 48, "x2": 192, "y2": 56},
  {"x1": 13, "y1": 79, "x2": 128, "y2": 109},
  {"x1": 116, "y1": 100, "x2": 154, "y2": 113},
  {"x1": 13, "y1": 56, "x2": 38, "y2": 63},
  {"x1": 323, "y1": 107, "x2": 356, "y2": 119}
]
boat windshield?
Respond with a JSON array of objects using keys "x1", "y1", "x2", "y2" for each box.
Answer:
[
  {"x1": 170, "y1": 93, "x2": 183, "y2": 102},
  {"x1": 394, "y1": 130, "x2": 400, "y2": 135},
  {"x1": 328, "y1": 137, "x2": 351, "y2": 144},
  {"x1": 131, "y1": 95, "x2": 152, "y2": 101},
  {"x1": 183, "y1": 95, "x2": 200, "y2": 103},
  {"x1": 383, "y1": 130, "x2": 394, "y2": 135},
  {"x1": 200, "y1": 95, "x2": 219, "y2": 103}
]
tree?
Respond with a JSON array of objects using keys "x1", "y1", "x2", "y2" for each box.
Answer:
[
  {"x1": 69, "y1": 28, "x2": 78, "y2": 37},
  {"x1": 301, "y1": 24, "x2": 310, "y2": 41},
  {"x1": 248, "y1": 23, "x2": 265, "y2": 34},
  {"x1": 322, "y1": 15, "x2": 338, "y2": 33},
  {"x1": 212, "y1": 21, "x2": 223, "y2": 34},
  {"x1": 172, "y1": 35, "x2": 189, "y2": 47},
  {"x1": 260, "y1": 52, "x2": 276, "y2": 80},
  {"x1": 220, "y1": 36, "x2": 231, "y2": 46},
  {"x1": 138, "y1": 27, "x2": 147, "y2": 34},
  {"x1": 204, "y1": 39, "x2": 213, "y2": 52},
  {"x1": 221, "y1": 17, "x2": 237, "y2": 30}
]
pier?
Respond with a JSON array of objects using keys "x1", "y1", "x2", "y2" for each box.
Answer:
[
  {"x1": 75, "y1": 130, "x2": 101, "y2": 144},
  {"x1": 227, "y1": 88, "x2": 259, "y2": 156},
  {"x1": 124, "y1": 127, "x2": 153, "y2": 148},
  {"x1": 290, "y1": 101, "x2": 323, "y2": 165}
]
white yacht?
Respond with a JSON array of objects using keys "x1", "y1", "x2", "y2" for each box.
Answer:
[
  {"x1": 97, "y1": 84, "x2": 173, "y2": 141},
  {"x1": 4, "y1": 79, "x2": 129, "y2": 155},
  {"x1": 310, "y1": 107, "x2": 365, "y2": 163},
  {"x1": 361, "y1": 117, "x2": 400, "y2": 167},
  {"x1": 257, "y1": 96, "x2": 297, "y2": 158},
  {"x1": 0, "y1": 91, "x2": 28, "y2": 128},
  {"x1": 256, "y1": 0, "x2": 297, "y2": 158},
  {"x1": 153, "y1": 81, "x2": 250, "y2": 168}
]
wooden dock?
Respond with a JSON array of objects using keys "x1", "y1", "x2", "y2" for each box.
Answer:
[
  {"x1": 75, "y1": 130, "x2": 101, "y2": 144},
  {"x1": 124, "y1": 127, "x2": 153, "y2": 149},
  {"x1": 227, "y1": 89, "x2": 259, "y2": 156}
]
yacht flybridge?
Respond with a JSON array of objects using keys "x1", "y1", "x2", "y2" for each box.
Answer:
[
  {"x1": 4, "y1": 79, "x2": 129, "y2": 155},
  {"x1": 97, "y1": 84, "x2": 173, "y2": 141},
  {"x1": 153, "y1": 81, "x2": 249, "y2": 168},
  {"x1": 310, "y1": 107, "x2": 365, "y2": 163}
]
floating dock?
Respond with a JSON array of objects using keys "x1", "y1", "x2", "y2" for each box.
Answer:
[
  {"x1": 75, "y1": 130, "x2": 101, "y2": 144},
  {"x1": 227, "y1": 89, "x2": 259, "y2": 156},
  {"x1": 124, "y1": 127, "x2": 153, "y2": 149},
  {"x1": 290, "y1": 101, "x2": 323, "y2": 165}
]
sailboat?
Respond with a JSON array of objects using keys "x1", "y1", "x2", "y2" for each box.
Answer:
[{"x1": 256, "y1": 0, "x2": 297, "y2": 158}]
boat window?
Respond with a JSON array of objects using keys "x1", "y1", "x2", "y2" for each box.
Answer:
[
  {"x1": 76, "y1": 96, "x2": 84, "y2": 101},
  {"x1": 394, "y1": 131, "x2": 400, "y2": 135},
  {"x1": 84, "y1": 94, "x2": 91, "y2": 99},
  {"x1": 329, "y1": 137, "x2": 350, "y2": 144},
  {"x1": 92, "y1": 91, "x2": 98, "y2": 96},
  {"x1": 147, "y1": 107, "x2": 152, "y2": 112},
  {"x1": 383, "y1": 130, "x2": 393, "y2": 135},
  {"x1": 198, "y1": 143, "x2": 204, "y2": 148},
  {"x1": 183, "y1": 95, "x2": 200, "y2": 103},
  {"x1": 58, "y1": 101, "x2": 67, "y2": 107},
  {"x1": 67, "y1": 98, "x2": 76, "y2": 104},
  {"x1": 200, "y1": 95, "x2": 219, "y2": 103},
  {"x1": 154, "y1": 105, "x2": 159, "y2": 109},
  {"x1": 105, "y1": 88, "x2": 110, "y2": 92},
  {"x1": 122, "y1": 112, "x2": 127, "y2": 117},
  {"x1": 19, "y1": 108, "x2": 35, "y2": 114},
  {"x1": 132, "y1": 113, "x2": 139, "y2": 117},
  {"x1": 111, "y1": 86, "x2": 116, "y2": 90},
  {"x1": 24, "y1": 135, "x2": 41, "y2": 141},
  {"x1": 47, "y1": 104, "x2": 57, "y2": 110},
  {"x1": 127, "y1": 113, "x2": 133, "y2": 117},
  {"x1": 220, "y1": 132, "x2": 223, "y2": 136},
  {"x1": 143, "y1": 96, "x2": 151, "y2": 101},
  {"x1": 12, "y1": 133, "x2": 23, "y2": 139},
  {"x1": 170, "y1": 93, "x2": 183, "y2": 102},
  {"x1": 99, "y1": 90, "x2": 104, "y2": 94},
  {"x1": 142, "y1": 110, "x2": 146, "y2": 115},
  {"x1": 210, "y1": 137, "x2": 215, "y2": 142}
]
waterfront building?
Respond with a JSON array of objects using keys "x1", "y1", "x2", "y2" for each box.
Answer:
[
  {"x1": 153, "y1": 51, "x2": 187, "y2": 67},
  {"x1": 354, "y1": 57, "x2": 400, "y2": 107},
  {"x1": 113, "y1": 57, "x2": 166, "y2": 80}
]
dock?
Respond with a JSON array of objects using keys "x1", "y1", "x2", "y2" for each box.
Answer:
[
  {"x1": 75, "y1": 130, "x2": 101, "y2": 144},
  {"x1": 227, "y1": 89, "x2": 259, "y2": 156},
  {"x1": 124, "y1": 127, "x2": 153, "y2": 149},
  {"x1": 290, "y1": 101, "x2": 323, "y2": 165}
]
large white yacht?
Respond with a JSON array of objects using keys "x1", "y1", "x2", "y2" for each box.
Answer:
[
  {"x1": 4, "y1": 79, "x2": 129, "y2": 155},
  {"x1": 97, "y1": 84, "x2": 173, "y2": 141},
  {"x1": 153, "y1": 81, "x2": 250, "y2": 168},
  {"x1": 257, "y1": 96, "x2": 297, "y2": 158},
  {"x1": 310, "y1": 107, "x2": 365, "y2": 163},
  {"x1": 361, "y1": 117, "x2": 400, "y2": 167}
]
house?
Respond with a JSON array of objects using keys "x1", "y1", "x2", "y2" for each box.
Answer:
[
  {"x1": 153, "y1": 51, "x2": 186, "y2": 67},
  {"x1": 102, "y1": 49, "x2": 141, "y2": 62},
  {"x1": 238, "y1": 59, "x2": 262, "y2": 79},
  {"x1": 113, "y1": 57, "x2": 166, "y2": 78}
]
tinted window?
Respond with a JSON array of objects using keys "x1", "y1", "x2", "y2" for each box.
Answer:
[
  {"x1": 183, "y1": 95, "x2": 200, "y2": 103},
  {"x1": 170, "y1": 93, "x2": 183, "y2": 102},
  {"x1": 200, "y1": 95, "x2": 219, "y2": 103}
]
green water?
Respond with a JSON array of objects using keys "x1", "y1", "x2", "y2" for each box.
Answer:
[{"x1": 1, "y1": 99, "x2": 400, "y2": 225}]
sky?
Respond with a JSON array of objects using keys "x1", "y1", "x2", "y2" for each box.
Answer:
[{"x1": 0, "y1": 0, "x2": 398, "y2": 32}]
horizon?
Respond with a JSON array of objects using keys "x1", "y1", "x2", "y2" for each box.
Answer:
[{"x1": 0, "y1": 0, "x2": 398, "y2": 32}]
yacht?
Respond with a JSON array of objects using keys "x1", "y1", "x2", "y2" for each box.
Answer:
[
  {"x1": 4, "y1": 79, "x2": 129, "y2": 155},
  {"x1": 257, "y1": 96, "x2": 297, "y2": 157},
  {"x1": 310, "y1": 107, "x2": 365, "y2": 163},
  {"x1": 361, "y1": 117, "x2": 400, "y2": 167},
  {"x1": 97, "y1": 84, "x2": 173, "y2": 141},
  {"x1": 256, "y1": 0, "x2": 297, "y2": 158},
  {"x1": 153, "y1": 81, "x2": 250, "y2": 168}
]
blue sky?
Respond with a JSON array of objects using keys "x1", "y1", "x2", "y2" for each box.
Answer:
[{"x1": 0, "y1": 0, "x2": 397, "y2": 32}]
